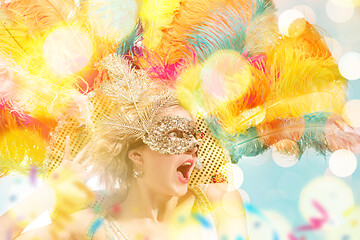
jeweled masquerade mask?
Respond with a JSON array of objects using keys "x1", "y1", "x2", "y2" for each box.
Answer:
[{"x1": 142, "y1": 115, "x2": 200, "y2": 155}]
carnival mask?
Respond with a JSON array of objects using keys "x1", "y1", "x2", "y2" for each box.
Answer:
[{"x1": 142, "y1": 116, "x2": 200, "y2": 155}]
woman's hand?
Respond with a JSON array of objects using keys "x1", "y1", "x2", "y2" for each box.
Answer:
[
  {"x1": 0, "y1": 137, "x2": 95, "y2": 240},
  {"x1": 49, "y1": 136, "x2": 92, "y2": 183},
  {"x1": 47, "y1": 137, "x2": 95, "y2": 237}
]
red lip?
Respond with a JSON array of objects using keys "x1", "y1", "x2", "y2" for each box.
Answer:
[{"x1": 176, "y1": 159, "x2": 195, "y2": 184}]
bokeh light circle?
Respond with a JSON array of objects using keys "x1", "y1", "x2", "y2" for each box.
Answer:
[
  {"x1": 246, "y1": 206, "x2": 278, "y2": 240},
  {"x1": 201, "y1": 50, "x2": 252, "y2": 105},
  {"x1": 263, "y1": 210, "x2": 292, "y2": 240},
  {"x1": 293, "y1": 5, "x2": 316, "y2": 24},
  {"x1": 271, "y1": 140, "x2": 299, "y2": 167},
  {"x1": 338, "y1": 52, "x2": 360, "y2": 80},
  {"x1": 232, "y1": 164, "x2": 244, "y2": 189},
  {"x1": 222, "y1": 189, "x2": 247, "y2": 217},
  {"x1": 238, "y1": 188, "x2": 250, "y2": 203},
  {"x1": 326, "y1": 0, "x2": 354, "y2": 23},
  {"x1": 278, "y1": 9, "x2": 306, "y2": 37},
  {"x1": 0, "y1": 59, "x2": 13, "y2": 96},
  {"x1": 299, "y1": 176, "x2": 354, "y2": 224},
  {"x1": 86, "y1": 0, "x2": 138, "y2": 38},
  {"x1": 325, "y1": 207, "x2": 360, "y2": 240},
  {"x1": 43, "y1": 27, "x2": 93, "y2": 76},
  {"x1": 329, "y1": 149, "x2": 357, "y2": 177},
  {"x1": 343, "y1": 99, "x2": 360, "y2": 127},
  {"x1": 324, "y1": 37, "x2": 342, "y2": 61},
  {"x1": 278, "y1": 171, "x2": 306, "y2": 200}
]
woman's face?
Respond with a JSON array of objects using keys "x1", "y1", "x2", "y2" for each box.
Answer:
[{"x1": 137, "y1": 107, "x2": 199, "y2": 197}]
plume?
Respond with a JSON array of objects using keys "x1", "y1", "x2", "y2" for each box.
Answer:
[
  {"x1": 139, "y1": 0, "x2": 181, "y2": 50},
  {"x1": 185, "y1": 7, "x2": 247, "y2": 62},
  {"x1": 4, "y1": 0, "x2": 75, "y2": 31},
  {"x1": 207, "y1": 112, "x2": 359, "y2": 163},
  {"x1": 156, "y1": 0, "x2": 252, "y2": 64},
  {"x1": 245, "y1": 0, "x2": 278, "y2": 55},
  {"x1": 117, "y1": 20, "x2": 143, "y2": 57}
]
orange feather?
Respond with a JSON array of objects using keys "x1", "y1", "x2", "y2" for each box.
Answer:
[{"x1": 157, "y1": 0, "x2": 252, "y2": 63}]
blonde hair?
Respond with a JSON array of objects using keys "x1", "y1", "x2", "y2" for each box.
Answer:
[{"x1": 89, "y1": 55, "x2": 179, "y2": 196}]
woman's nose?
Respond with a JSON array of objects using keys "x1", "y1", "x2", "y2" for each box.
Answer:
[{"x1": 186, "y1": 146, "x2": 198, "y2": 157}]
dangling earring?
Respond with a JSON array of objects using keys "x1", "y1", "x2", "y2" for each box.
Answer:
[
  {"x1": 133, "y1": 167, "x2": 144, "y2": 178},
  {"x1": 195, "y1": 157, "x2": 203, "y2": 170}
]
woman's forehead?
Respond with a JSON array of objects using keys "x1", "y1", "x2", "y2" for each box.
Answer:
[{"x1": 164, "y1": 106, "x2": 194, "y2": 122}]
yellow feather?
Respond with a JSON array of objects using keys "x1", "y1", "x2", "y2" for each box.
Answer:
[
  {"x1": 139, "y1": 0, "x2": 181, "y2": 50},
  {"x1": 263, "y1": 41, "x2": 346, "y2": 122},
  {"x1": 175, "y1": 65, "x2": 204, "y2": 115},
  {"x1": 0, "y1": 128, "x2": 47, "y2": 176},
  {"x1": 5, "y1": 0, "x2": 75, "y2": 31}
]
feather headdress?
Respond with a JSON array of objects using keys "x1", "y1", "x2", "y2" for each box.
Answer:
[
  {"x1": 131, "y1": 0, "x2": 357, "y2": 163},
  {"x1": 1, "y1": 0, "x2": 359, "y2": 182}
]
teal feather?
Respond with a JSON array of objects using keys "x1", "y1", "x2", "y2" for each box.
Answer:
[
  {"x1": 250, "y1": 0, "x2": 274, "y2": 20},
  {"x1": 298, "y1": 112, "x2": 332, "y2": 157},
  {"x1": 205, "y1": 111, "x2": 360, "y2": 163},
  {"x1": 205, "y1": 117, "x2": 266, "y2": 163},
  {"x1": 185, "y1": 7, "x2": 248, "y2": 62},
  {"x1": 117, "y1": 20, "x2": 142, "y2": 57},
  {"x1": 185, "y1": 0, "x2": 276, "y2": 62}
]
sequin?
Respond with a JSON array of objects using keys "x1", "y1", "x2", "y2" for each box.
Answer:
[{"x1": 142, "y1": 116, "x2": 200, "y2": 154}]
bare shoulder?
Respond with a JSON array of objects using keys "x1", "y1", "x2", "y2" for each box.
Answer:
[
  {"x1": 199, "y1": 183, "x2": 249, "y2": 239},
  {"x1": 199, "y1": 183, "x2": 244, "y2": 206},
  {"x1": 67, "y1": 208, "x2": 99, "y2": 238},
  {"x1": 13, "y1": 209, "x2": 96, "y2": 240}
]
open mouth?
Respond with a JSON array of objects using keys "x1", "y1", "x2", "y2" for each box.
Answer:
[{"x1": 176, "y1": 160, "x2": 193, "y2": 183}]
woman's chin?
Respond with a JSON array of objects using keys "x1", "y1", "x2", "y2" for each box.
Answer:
[{"x1": 169, "y1": 184, "x2": 188, "y2": 197}]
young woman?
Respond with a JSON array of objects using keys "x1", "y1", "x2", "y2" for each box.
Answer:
[{"x1": 0, "y1": 55, "x2": 248, "y2": 240}]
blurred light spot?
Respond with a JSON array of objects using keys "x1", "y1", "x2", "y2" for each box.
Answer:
[
  {"x1": 93, "y1": 203, "x2": 101, "y2": 213},
  {"x1": 264, "y1": 189, "x2": 287, "y2": 203},
  {"x1": 232, "y1": 164, "x2": 244, "y2": 188},
  {"x1": 222, "y1": 189, "x2": 246, "y2": 217},
  {"x1": 278, "y1": 9, "x2": 306, "y2": 37},
  {"x1": 353, "y1": 0, "x2": 360, "y2": 6},
  {"x1": 86, "y1": 0, "x2": 138, "y2": 38},
  {"x1": 22, "y1": 211, "x2": 52, "y2": 233},
  {"x1": 299, "y1": 177, "x2": 354, "y2": 224},
  {"x1": 326, "y1": 0, "x2": 354, "y2": 23},
  {"x1": 329, "y1": 149, "x2": 357, "y2": 177},
  {"x1": 192, "y1": 213, "x2": 212, "y2": 229},
  {"x1": 339, "y1": 52, "x2": 360, "y2": 80},
  {"x1": 293, "y1": 5, "x2": 316, "y2": 24},
  {"x1": 343, "y1": 99, "x2": 360, "y2": 128},
  {"x1": 254, "y1": 221, "x2": 261, "y2": 228},
  {"x1": 324, "y1": 167, "x2": 336, "y2": 177},
  {"x1": 111, "y1": 203, "x2": 121, "y2": 215},
  {"x1": 238, "y1": 188, "x2": 250, "y2": 203},
  {"x1": 178, "y1": 215, "x2": 186, "y2": 223},
  {"x1": 272, "y1": 140, "x2": 299, "y2": 167},
  {"x1": 336, "y1": 14, "x2": 360, "y2": 45},
  {"x1": 278, "y1": 172, "x2": 306, "y2": 200},
  {"x1": 242, "y1": 154, "x2": 268, "y2": 166},
  {"x1": 0, "y1": 59, "x2": 13, "y2": 97},
  {"x1": 325, "y1": 207, "x2": 360, "y2": 239},
  {"x1": 29, "y1": 165, "x2": 37, "y2": 186},
  {"x1": 9, "y1": 195, "x2": 17, "y2": 202},
  {"x1": 86, "y1": 175, "x2": 103, "y2": 191},
  {"x1": 324, "y1": 37, "x2": 342, "y2": 61},
  {"x1": 201, "y1": 50, "x2": 252, "y2": 105},
  {"x1": 43, "y1": 27, "x2": 93, "y2": 76},
  {"x1": 246, "y1": 205, "x2": 278, "y2": 240},
  {"x1": 263, "y1": 210, "x2": 292, "y2": 240},
  {"x1": 86, "y1": 217, "x2": 103, "y2": 237}
]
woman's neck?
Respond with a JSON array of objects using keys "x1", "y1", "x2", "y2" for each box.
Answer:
[{"x1": 117, "y1": 179, "x2": 181, "y2": 223}]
